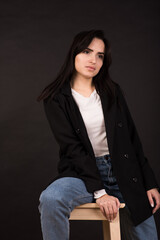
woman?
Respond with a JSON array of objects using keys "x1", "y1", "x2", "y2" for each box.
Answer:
[{"x1": 37, "y1": 29, "x2": 160, "y2": 240}]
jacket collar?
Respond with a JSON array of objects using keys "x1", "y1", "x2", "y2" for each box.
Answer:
[
  {"x1": 60, "y1": 80, "x2": 107, "y2": 99},
  {"x1": 60, "y1": 80, "x2": 117, "y2": 159}
]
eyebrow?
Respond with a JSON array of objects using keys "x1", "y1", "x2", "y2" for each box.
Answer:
[{"x1": 85, "y1": 47, "x2": 105, "y2": 55}]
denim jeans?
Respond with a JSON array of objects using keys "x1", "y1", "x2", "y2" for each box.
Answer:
[
  {"x1": 38, "y1": 154, "x2": 158, "y2": 240},
  {"x1": 95, "y1": 154, "x2": 158, "y2": 240}
]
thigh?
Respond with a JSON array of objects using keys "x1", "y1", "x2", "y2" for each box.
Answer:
[
  {"x1": 39, "y1": 177, "x2": 94, "y2": 212},
  {"x1": 95, "y1": 155, "x2": 125, "y2": 203},
  {"x1": 133, "y1": 215, "x2": 158, "y2": 240},
  {"x1": 120, "y1": 207, "x2": 158, "y2": 240}
]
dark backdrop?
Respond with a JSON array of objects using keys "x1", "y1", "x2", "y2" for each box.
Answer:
[{"x1": 1, "y1": 0, "x2": 160, "y2": 239}]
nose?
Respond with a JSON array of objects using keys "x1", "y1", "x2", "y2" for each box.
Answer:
[{"x1": 89, "y1": 54, "x2": 96, "y2": 64}]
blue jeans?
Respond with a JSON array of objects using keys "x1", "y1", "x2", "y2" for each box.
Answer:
[{"x1": 38, "y1": 154, "x2": 158, "y2": 240}]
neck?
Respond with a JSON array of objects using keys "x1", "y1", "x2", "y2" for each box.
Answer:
[{"x1": 70, "y1": 74, "x2": 94, "y2": 90}]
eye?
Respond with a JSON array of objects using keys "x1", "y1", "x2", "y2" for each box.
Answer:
[
  {"x1": 98, "y1": 55, "x2": 104, "y2": 60},
  {"x1": 82, "y1": 49, "x2": 90, "y2": 54}
]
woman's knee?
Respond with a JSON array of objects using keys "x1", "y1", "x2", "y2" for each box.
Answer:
[
  {"x1": 39, "y1": 177, "x2": 93, "y2": 212},
  {"x1": 39, "y1": 177, "x2": 79, "y2": 210},
  {"x1": 39, "y1": 181, "x2": 66, "y2": 208}
]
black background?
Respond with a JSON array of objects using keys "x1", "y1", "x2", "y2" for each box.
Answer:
[{"x1": 1, "y1": 0, "x2": 160, "y2": 239}]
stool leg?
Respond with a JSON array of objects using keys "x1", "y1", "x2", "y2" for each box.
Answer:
[
  {"x1": 102, "y1": 221, "x2": 110, "y2": 240},
  {"x1": 109, "y1": 211, "x2": 121, "y2": 240}
]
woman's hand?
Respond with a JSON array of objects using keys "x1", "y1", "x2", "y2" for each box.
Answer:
[
  {"x1": 96, "y1": 194, "x2": 121, "y2": 222},
  {"x1": 147, "y1": 188, "x2": 160, "y2": 214}
]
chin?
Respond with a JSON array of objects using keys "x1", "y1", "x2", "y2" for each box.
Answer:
[{"x1": 83, "y1": 72, "x2": 95, "y2": 78}]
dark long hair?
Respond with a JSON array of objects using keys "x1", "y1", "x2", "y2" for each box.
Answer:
[{"x1": 37, "y1": 29, "x2": 118, "y2": 109}]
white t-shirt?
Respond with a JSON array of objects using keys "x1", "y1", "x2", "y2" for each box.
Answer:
[{"x1": 71, "y1": 87, "x2": 109, "y2": 199}]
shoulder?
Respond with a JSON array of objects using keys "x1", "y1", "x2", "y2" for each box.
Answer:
[
  {"x1": 43, "y1": 89, "x2": 64, "y2": 105},
  {"x1": 111, "y1": 82, "x2": 129, "y2": 112},
  {"x1": 43, "y1": 93, "x2": 60, "y2": 114},
  {"x1": 43, "y1": 91, "x2": 68, "y2": 116},
  {"x1": 108, "y1": 79, "x2": 122, "y2": 93},
  {"x1": 112, "y1": 81, "x2": 123, "y2": 93},
  {"x1": 113, "y1": 82, "x2": 127, "y2": 100},
  {"x1": 110, "y1": 81, "x2": 126, "y2": 101}
]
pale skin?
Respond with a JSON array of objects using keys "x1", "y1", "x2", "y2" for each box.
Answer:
[
  {"x1": 96, "y1": 189, "x2": 160, "y2": 222},
  {"x1": 70, "y1": 37, "x2": 104, "y2": 96},
  {"x1": 71, "y1": 37, "x2": 160, "y2": 222}
]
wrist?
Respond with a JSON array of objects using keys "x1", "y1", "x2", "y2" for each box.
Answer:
[
  {"x1": 94, "y1": 189, "x2": 107, "y2": 199},
  {"x1": 96, "y1": 193, "x2": 108, "y2": 203}
]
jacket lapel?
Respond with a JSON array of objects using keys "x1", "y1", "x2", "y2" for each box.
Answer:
[
  {"x1": 100, "y1": 91, "x2": 116, "y2": 158},
  {"x1": 60, "y1": 81, "x2": 117, "y2": 158}
]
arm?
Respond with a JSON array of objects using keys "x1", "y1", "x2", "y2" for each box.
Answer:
[
  {"x1": 44, "y1": 96, "x2": 121, "y2": 220},
  {"x1": 117, "y1": 84, "x2": 159, "y2": 192},
  {"x1": 94, "y1": 189, "x2": 107, "y2": 199},
  {"x1": 43, "y1": 96, "x2": 104, "y2": 192},
  {"x1": 117, "y1": 85, "x2": 160, "y2": 214}
]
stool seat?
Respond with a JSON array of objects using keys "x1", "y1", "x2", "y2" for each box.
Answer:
[{"x1": 69, "y1": 202, "x2": 125, "y2": 240}]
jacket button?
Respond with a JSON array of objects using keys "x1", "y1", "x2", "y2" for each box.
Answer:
[
  {"x1": 117, "y1": 121, "x2": 123, "y2": 127},
  {"x1": 76, "y1": 128, "x2": 80, "y2": 134},
  {"x1": 132, "y1": 177, "x2": 138, "y2": 183},
  {"x1": 124, "y1": 153, "x2": 129, "y2": 158}
]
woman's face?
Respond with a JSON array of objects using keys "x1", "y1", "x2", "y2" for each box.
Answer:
[{"x1": 74, "y1": 37, "x2": 105, "y2": 79}]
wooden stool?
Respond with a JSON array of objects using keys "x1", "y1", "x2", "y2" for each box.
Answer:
[{"x1": 69, "y1": 203, "x2": 125, "y2": 240}]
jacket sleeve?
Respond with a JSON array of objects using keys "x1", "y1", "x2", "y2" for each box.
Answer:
[
  {"x1": 117, "y1": 85, "x2": 159, "y2": 192},
  {"x1": 43, "y1": 96, "x2": 104, "y2": 193},
  {"x1": 43, "y1": 96, "x2": 86, "y2": 161}
]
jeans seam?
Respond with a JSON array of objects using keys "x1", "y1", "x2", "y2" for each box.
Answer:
[{"x1": 68, "y1": 194, "x2": 93, "y2": 211}]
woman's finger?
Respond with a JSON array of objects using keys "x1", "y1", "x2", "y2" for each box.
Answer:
[
  {"x1": 152, "y1": 196, "x2": 160, "y2": 214},
  {"x1": 147, "y1": 191, "x2": 155, "y2": 208}
]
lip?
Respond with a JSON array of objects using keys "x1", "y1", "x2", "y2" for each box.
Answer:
[{"x1": 86, "y1": 66, "x2": 96, "y2": 71}]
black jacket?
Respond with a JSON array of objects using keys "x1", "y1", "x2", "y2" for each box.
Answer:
[{"x1": 43, "y1": 80, "x2": 159, "y2": 226}]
